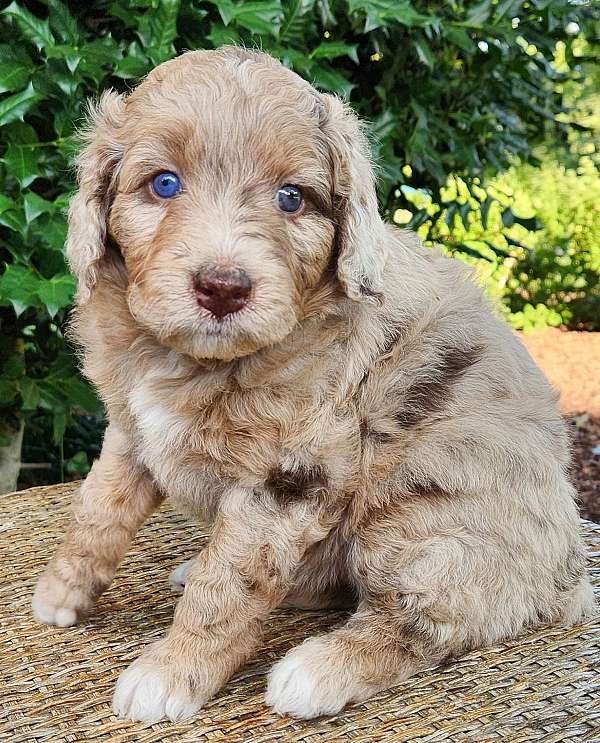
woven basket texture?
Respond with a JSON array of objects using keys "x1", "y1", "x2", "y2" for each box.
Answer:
[{"x1": 1, "y1": 482, "x2": 599, "y2": 743}]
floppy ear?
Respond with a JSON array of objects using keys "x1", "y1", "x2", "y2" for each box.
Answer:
[
  {"x1": 319, "y1": 94, "x2": 388, "y2": 302},
  {"x1": 66, "y1": 90, "x2": 126, "y2": 303}
]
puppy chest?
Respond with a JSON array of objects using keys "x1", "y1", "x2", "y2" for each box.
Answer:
[
  {"x1": 126, "y1": 382, "x2": 356, "y2": 499},
  {"x1": 127, "y1": 383, "x2": 290, "y2": 480}
]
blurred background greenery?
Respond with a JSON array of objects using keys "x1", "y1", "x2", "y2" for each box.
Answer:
[{"x1": 0, "y1": 0, "x2": 598, "y2": 492}]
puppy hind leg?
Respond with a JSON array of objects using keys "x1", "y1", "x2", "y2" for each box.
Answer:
[{"x1": 265, "y1": 599, "x2": 449, "y2": 719}]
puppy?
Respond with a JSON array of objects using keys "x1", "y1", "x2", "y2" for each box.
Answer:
[{"x1": 31, "y1": 47, "x2": 594, "y2": 722}]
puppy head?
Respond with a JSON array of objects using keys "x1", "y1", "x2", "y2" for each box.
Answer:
[{"x1": 67, "y1": 47, "x2": 387, "y2": 361}]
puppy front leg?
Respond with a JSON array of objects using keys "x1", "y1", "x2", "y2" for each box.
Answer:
[
  {"x1": 32, "y1": 423, "x2": 162, "y2": 626},
  {"x1": 113, "y1": 486, "x2": 334, "y2": 723}
]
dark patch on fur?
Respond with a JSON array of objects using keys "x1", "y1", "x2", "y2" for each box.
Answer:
[
  {"x1": 265, "y1": 464, "x2": 328, "y2": 505},
  {"x1": 395, "y1": 344, "x2": 484, "y2": 428},
  {"x1": 407, "y1": 480, "x2": 455, "y2": 499},
  {"x1": 360, "y1": 419, "x2": 394, "y2": 444}
]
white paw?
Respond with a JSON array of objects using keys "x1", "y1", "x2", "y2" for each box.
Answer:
[
  {"x1": 112, "y1": 656, "x2": 201, "y2": 723},
  {"x1": 265, "y1": 638, "x2": 351, "y2": 719},
  {"x1": 31, "y1": 573, "x2": 89, "y2": 627},
  {"x1": 168, "y1": 558, "x2": 195, "y2": 593}
]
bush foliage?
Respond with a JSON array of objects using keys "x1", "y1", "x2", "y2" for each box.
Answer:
[{"x1": 0, "y1": 0, "x2": 598, "y2": 482}]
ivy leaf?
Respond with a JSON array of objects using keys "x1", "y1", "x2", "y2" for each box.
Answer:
[
  {"x1": 37, "y1": 215, "x2": 68, "y2": 252},
  {"x1": 24, "y1": 192, "x2": 55, "y2": 224},
  {"x1": 35, "y1": 274, "x2": 75, "y2": 317},
  {"x1": 0, "y1": 264, "x2": 41, "y2": 315},
  {"x1": 3, "y1": 143, "x2": 38, "y2": 188},
  {"x1": 2, "y1": 1, "x2": 54, "y2": 50},
  {"x1": 0, "y1": 83, "x2": 43, "y2": 126}
]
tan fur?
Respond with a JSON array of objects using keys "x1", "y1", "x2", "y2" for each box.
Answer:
[{"x1": 32, "y1": 47, "x2": 594, "y2": 722}]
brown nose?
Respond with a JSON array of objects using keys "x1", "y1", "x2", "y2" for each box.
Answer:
[{"x1": 192, "y1": 265, "x2": 252, "y2": 318}]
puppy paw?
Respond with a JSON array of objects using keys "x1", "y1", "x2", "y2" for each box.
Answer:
[
  {"x1": 31, "y1": 570, "x2": 93, "y2": 627},
  {"x1": 112, "y1": 639, "x2": 215, "y2": 723},
  {"x1": 168, "y1": 558, "x2": 195, "y2": 593},
  {"x1": 113, "y1": 657, "x2": 201, "y2": 723},
  {"x1": 266, "y1": 637, "x2": 360, "y2": 719}
]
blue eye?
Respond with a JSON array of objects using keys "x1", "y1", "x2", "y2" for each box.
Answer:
[
  {"x1": 152, "y1": 171, "x2": 181, "y2": 199},
  {"x1": 277, "y1": 184, "x2": 303, "y2": 213}
]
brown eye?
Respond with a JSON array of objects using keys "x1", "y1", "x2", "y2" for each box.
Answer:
[{"x1": 277, "y1": 184, "x2": 303, "y2": 213}]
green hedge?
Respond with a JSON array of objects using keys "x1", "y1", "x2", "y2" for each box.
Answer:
[{"x1": 0, "y1": 0, "x2": 598, "y2": 484}]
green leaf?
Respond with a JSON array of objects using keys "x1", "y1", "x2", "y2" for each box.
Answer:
[
  {"x1": 207, "y1": 0, "x2": 283, "y2": 36},
  {"x1": 466, "y1": 0, "x2": 492, "y2": 27},
  {"x1": 2, "y1": 1, "x2": 54, "y2": 50},
  {"x1": 3, "y1": 143, "x2": 38, "y2": 188},
  {"x1": 3, "y1": 352, "x2": 25, "y2": 380},
  {"x1": 52, "y1": 409, "x2": 67, "y2": 445},
  {"x1": 0, "y1": 194, "x2": 17, "y2": 216},
  {"x1": 0, "y1": 61, "x2": 29, "y2": 95},
  {"x1": 235, "y1": 1, "x2": 284, "y2": 36},
  {"x1": 47, "y1": 0, "x2": 80, "y2": 45},
  {"x1": 37, "y1": 216, "x2": 68, "y2": 252},
  {"x1": 45, "y1": 45, "x2": 82, "y2": 73},
  {"x1": 0, "y1": 83, "x2": 43, "y2": 126},
  {"x1": 24, "y1": 193, "x2": 55, "y2": 224},
  {"x1": 108, "y1": 2, "x2": 139, "y2": 27},
  {"x1": 19, "y1": 378, "x2": 40, "y2": 410},
  {"x1": 0, "y1": 264, "x2": 41, "y2": 315},
  {"x1": 413, "y1": 35, "x2": 434, "y2": 68},
  {"x1": 0, "y1": 379, "x2": 19, "y2": 404},
  {"x1": 443, "y1": 25, "x2": 476, "y2": 53},
  {"x1": 114, "y1": 43, "x2": 151, "y2": 79},
  {"x1": 35, "y1": 274, "x2": 75, "y2": 317},
  {"x1": 207, "y1": 22, "x2": 241, "y2": 47},
  {"x1": 310, "y1": 42, "x2": 359, "y2": 64},
  {"x1": 65, "y1": 450, "x2": 90, "y2": 475},
  {"x1": 348, "y1": 0, "x2": 435, "y2": 33},
  {"x1": 310, "y1": 65, "x2": 354, "y2": 97},
  {"x1": 137, "y1": 0, "x2": 181, "y2": 63}
]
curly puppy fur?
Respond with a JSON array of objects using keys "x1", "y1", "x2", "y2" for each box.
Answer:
[{"x1": 32, "y1": 47, "x2": 594, "y2": 722}]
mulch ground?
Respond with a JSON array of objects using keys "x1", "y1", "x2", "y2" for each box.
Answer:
[{"x1": 520, "y1": 328, "x2": 600, "y2": 522}]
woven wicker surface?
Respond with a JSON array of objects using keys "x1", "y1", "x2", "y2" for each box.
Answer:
[{"x1": 1, "y1": 483, "x2": 599, "y2": 743}]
